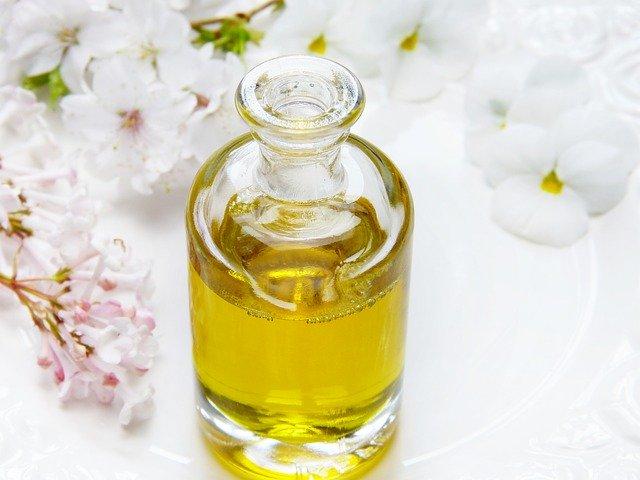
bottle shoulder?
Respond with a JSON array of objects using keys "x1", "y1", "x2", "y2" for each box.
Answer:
[
  {"x1": 187, "y1": 134, "x2": 413, "y2": 316},
  {"x1": 187, "y1": 133, "x2": 413, "y2": 236}
]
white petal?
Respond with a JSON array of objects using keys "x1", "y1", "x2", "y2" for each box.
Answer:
[
  {"x1": 154, "y1": 7, "x2": 191, "y2": 50},
  {"x1": 557, "y1": 141, "x2": 629, "y2": 215},
  {"x1": 60, "y1": 47, "x2": 90, "y2": 93},
  {"x1": 77, "y1": 12, "x2": 130, "y2": 58},
  {"x1": 60, "y1": 94, "x2": 120, "y2": 141},
  {"x1": 10, "y1": 31, "x2": 56, "y2": 61},
  {"x1": 266, "y1": 0, "x2": 336, "y2": 41},
  {"x1": 508, "y1": 57, "x2": 590, "y2": 126},
  {"x1": 156, "y1": 48, "x2": 199, "y2": 89},
  {"x1": 374, "y1": 0, "x2": 427, "y2": 41},
  {"x1": 492, "y1": 175, "x2": 589, "y2": 247},
  {"x1": 419, "y1": 12, "x2": 480, "y2": 80},
  {"x1": 144, "y1": 88, "x2": 196, "y2": 128},
  {"x1": 383, "y1": 48, "x2": 447, "y2": 102},
  {"x1": 477, "y1": 124, "x2": 556, "y2": 187},
  {"x1": 90, "y1": 57, "x2": 152, "y2": 109},
  {"x1": 323, "y1": 0, "x2": 382, "y2": 76},
  {"x1": 552, "y1": 106, "x2": 640, "y2": 173},
  {"x1": 465, "y1": 53, "x2": 535, "y2": 131}
]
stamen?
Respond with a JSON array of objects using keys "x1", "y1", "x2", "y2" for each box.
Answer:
[
  {"x1": 540, "y1": 170, "x2": 563, "y2": 195},
  {"x1": 308, "y1": 34, "x2": 327, "y2": 55},
  {"x1": 400, "y1": 28, "x2": 419, "y2": 51}
]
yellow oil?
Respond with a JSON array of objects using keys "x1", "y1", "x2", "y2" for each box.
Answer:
[{"x1": 187, "y1": 135, "x2": 412, "y2": 478}]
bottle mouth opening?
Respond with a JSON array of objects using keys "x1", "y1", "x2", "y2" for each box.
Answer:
[{"x1": 236, "y1": 55, "x2": 365, "y2": 134}]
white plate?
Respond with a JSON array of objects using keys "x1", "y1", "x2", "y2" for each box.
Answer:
[{"x1": 2, "y1": 79, "x2": 640, "y2": 480}]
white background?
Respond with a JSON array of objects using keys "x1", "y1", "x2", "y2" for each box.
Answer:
[{"x1": 3, "y1": 73, "x2": 640, "y2": 478}]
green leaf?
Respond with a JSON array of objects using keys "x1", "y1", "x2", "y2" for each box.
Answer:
[
  {"x1": 48, "y1": 68, "x2": 70, "y2": 106},
  {"x1": 20, "y1": 67, "x2": 70, "y2": 107},
  {"x1": 195, "y1": 28, "x2": 219, "y2": 45},
  {"x1": 197, "y1": 18, "x2": 264, "y2": 56},
  {"x1": 22, "y1": 71, "x2": 50, "y2": 91}
]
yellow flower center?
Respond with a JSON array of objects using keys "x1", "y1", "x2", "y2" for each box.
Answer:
[
  {"x1": 308, "y1": 34, "x2": 327, "y2": 55},
  {"x1": 399, "y1": 28, "x2": 419, "y2": 51},
  {"x1": 119, "y1": 109, "x2": 143, "y2": 133},
  {"x1": 57, "y1": 27, "x2": 79, "y2": 45},
  {"x1": 140, "y1": 42, "x2": 159, "y2": 60},
  {"x1": 540, "y1": 170, "x2": 563, "y2": 195}
]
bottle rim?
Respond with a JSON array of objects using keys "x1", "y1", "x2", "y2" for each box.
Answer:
[{"x1": 235, "y1": 55, "x2": 365, "y2": 135}]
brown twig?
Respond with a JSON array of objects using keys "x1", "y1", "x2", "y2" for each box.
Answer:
[{"x1": 190, "y1": 0, "x2": 282, "y2": 29}]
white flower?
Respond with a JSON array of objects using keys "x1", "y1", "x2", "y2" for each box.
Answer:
[
  {"x1": 113, "y1": 0, "x2": 193, "y2": 80},
  {"x1": 0, "y1": 87, "x2": 158, "y2": 425},
  {"x1": 61, "y1": 56, "x2": 196, "y2": 193},
  {"x1": 4, "y1": 0, "x2": 120, "y2": 86},
  {"x1": 158, "y1": 45, "x2": 227, "y2": 117},
  {"x1": 369, "y1": 0, "x2": 488, "y2": 101},
  {"x1": 261, "y1": 0, "x2": 366, "y2": 70},
  {"x1": 0, "y1": 86, "x2": 47, "y2": 137},
  {"x1": 466, "y1": 55, "x2": 591, "y2": 163},
  {"x1": 483, "y1": 107, "x2": 639, "y2": 246},
  {"x1": 185, "y1": 53, "x2": 248, "y2": 161},
  {"x1": 467, "y1": 57, "x2": 639, "y2": 246}
]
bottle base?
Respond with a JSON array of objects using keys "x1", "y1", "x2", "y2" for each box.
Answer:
[{"x1": 197, "y1": 388, "x2": 399, "y2": 479}]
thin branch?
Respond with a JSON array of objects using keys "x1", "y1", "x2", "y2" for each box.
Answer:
[
  {"x1": 16, "y1": 275, "x2": 58, "y2": 283},
  {"x1": 190, "y1": 0, "x2": 282, "y2": 29},
  {"x1": 0, "y1": 274, "x2": 62, "y2": 304}
]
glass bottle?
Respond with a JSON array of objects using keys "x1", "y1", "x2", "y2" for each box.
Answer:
[{"x1": 187, "y1": 55, "x2": 413, "y2": 479}]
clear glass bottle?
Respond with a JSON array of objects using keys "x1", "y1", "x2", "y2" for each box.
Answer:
[{"x1": 187, "y1": 55, "x2": 413, "y2": 479}]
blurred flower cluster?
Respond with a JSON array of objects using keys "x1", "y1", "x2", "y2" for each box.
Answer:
[
  {"x1": 0, "y1": 86, "x2": 156, "y2": 425},
  {"x1": 466, "y1": 55, "x2": 639, "y2": 246},
  {"x1": 0, "y1": 0, "x2": 488, "y2": 193}
]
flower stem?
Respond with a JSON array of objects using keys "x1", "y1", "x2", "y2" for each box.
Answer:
[
  {"x1": 190, "y1": 0, "x2": 283, "y2": 28},
  {"x1": 17, "y1": 275, "x2": 59, "y2": 283},
  {"x1": 0, "y1": 273, "x2": 63, "y2": 305}
]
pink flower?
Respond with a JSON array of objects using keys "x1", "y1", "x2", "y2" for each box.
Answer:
[
  {"x1": 0, "y1": 86, "x2": 158, "y2": 426},
  {"x1": 117, "y1": 383, "x2": 155, "y2": 426}
]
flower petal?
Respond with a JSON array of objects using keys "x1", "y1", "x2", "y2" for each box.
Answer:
[
  {"x1": 508, "y1": 57, "x2": 590, "y2": 126},
  {"x1": 556, "y1": 140, "x2": 629, "y2": 215},
  {"x1": 552, "y1": 106, "x2": 639, "y2": 173},
  {"x1": 419, "y1": 8, "x2": 483, "y2": 80},
  {"x1": 60, "y1": 46, "x2": 90, "y2": 93},
  {"x1": 60, "y1": 94, "x2": 120, "y2": 141},
  {"x1": 475, "y1": 124, "x2": 556, "y2": 187},
  {"x1": 492, "y1": 174, "x2": 589, "y2": 247},
  {"x1": 466, "y1": 53, "x2": 534, "y2": 131},
  {"x1": 90, "y1": 57, "x2": 154, "y2": 109},
  {"x1": 383, "y1": 47, "x2": 448, "y2": 101}
]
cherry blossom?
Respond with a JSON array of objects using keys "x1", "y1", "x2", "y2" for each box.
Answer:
[
  {"x1": 61, "y1": 56, "x2": 196, "y2": 193},
  {"x1": 0, "y1": 85, "x2": 157, "y2": 425},
  {"x1": 158, "y1": 45, "x2": 227, "y2": 118},
  {"x1": 3, "y1": 0, "x2": 121, "y2": 90},
  {"x1": 185, "y1": 53, "x2": 248, "y2": 161},
  {"x1": 112, "y1": 0, "x2": 194, "y2": 80}
]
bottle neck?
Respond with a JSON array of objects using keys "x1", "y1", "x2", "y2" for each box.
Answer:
[
  {"x1": 234, "y1": 56, "x2": 365, "y2": 201},
  {"x1": 253, "y1": 129, "x2": 348, "y2": 201}
]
